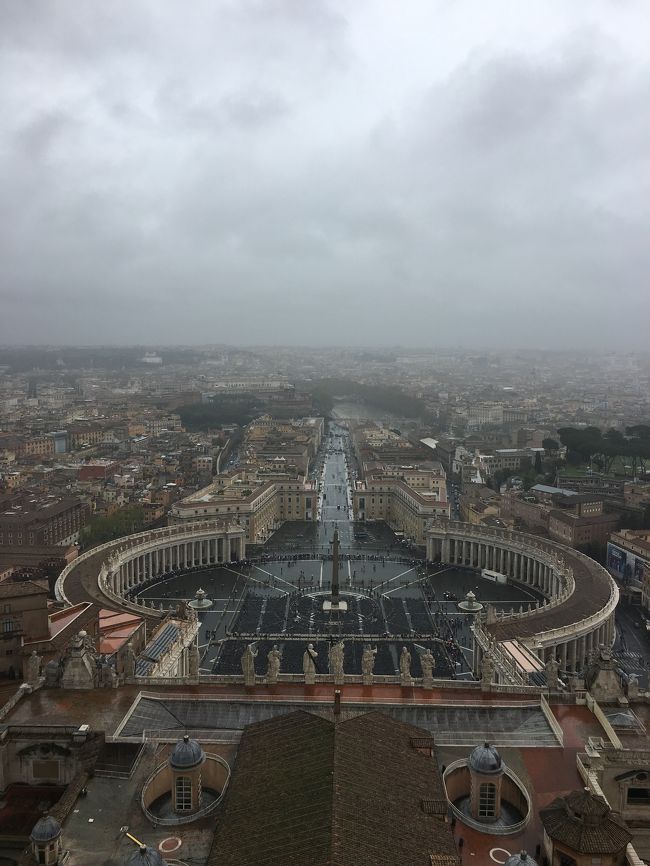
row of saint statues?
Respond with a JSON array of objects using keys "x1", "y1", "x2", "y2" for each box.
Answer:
[{"x1": 240, "y1": 641, "x2": 437, "y2": 686}]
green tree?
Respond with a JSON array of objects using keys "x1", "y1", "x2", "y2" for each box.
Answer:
[
  {"x1": 179, "y1": 397, "x2": 260, "y2": 430},
  {"x1": 534, "y1": 451, "x2": 543, "y2": 474},
  {"x1": 522, "y1": 469, "x2": 538, "y2": 491},
  {"x1": 492, "y1": 468, "x2": 512, "y2": 490},
  {"x1": 80, "y1": 506, "x2": 145, "y2": 550},
  {"x1": 542, "y1": 438, "x2": 559, "y2": 453}
]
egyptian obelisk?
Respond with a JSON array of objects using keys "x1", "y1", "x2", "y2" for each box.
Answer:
[{"x1": 324, "y1": 527, "x2": 347, "y2": 612}]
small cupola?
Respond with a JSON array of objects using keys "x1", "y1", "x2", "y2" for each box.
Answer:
[
  {"x1": 30, "y1": 813, "x2": 62, "y2": 866},
  {"x1": 168, "y1": 734, "x2": 205, "y2": 771},
  {"x1": 168, "y1": 735, "x2": 206, "y2": 815},
  {"x1": 468, "y1": 742, "x2": 505, "y2": 823},
  {"x1": 468, "y1": 742, "x2": 503, "y2": 775}
]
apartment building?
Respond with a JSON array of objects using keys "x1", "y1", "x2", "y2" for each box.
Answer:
[
  {"x1": 0, "y1": 492, "x2": 90, "y2": 547},
  {"x1": 548, "y1": 510, "x2": 619, "y2": 550},
  {"x1": 607, "y1": 529, "x2": 650, "y2": 611},
  {"x1": 0, "y1": 580, "x2": 49, "y2": 677},
  {"x1": 353, "y1": 477, "x2": 450, "y2": 545},
  {"x1": 168, "y1": 470, "x2": 317, "y2": 543},
  {"x1": 478, "y1": 448, "x2": 536, "y2": 476},
  {"x1": 555, "y1": 473, "x2": 625, "y2": 499}
]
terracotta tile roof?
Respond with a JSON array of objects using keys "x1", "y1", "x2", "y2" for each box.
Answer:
[
  {"x1": 539, "y1": 790, "x2": 632, "y2": 854},
  {"x1": 0, "y1": 579, "x2": 48, "y2": 598},
  {"x1": 207, "y1": 710, "x2": 458, "y2": 866}
]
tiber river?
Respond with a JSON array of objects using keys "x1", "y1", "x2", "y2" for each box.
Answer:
[{"x1": 331, "y1": 399, "x2": 414, "y2": 423}]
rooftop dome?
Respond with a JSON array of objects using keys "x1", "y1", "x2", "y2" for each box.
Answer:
[
  {"x1": 30, "y1": 814, "x2": 61, "y2": 843},
  {"x1": 565, "y1": 789, "x2": 611, "y2": 825},
  {"x1": 169, "y1": 734, "x2": 205, "y2": 770},
  {"x1": 504, "y1": 852, "x2": 538, "y2": 866},
  {"x1": 540, "y1": 789, "x2": 632, "y2": 854},
  {"x1": 469, "y1": 742, "x2": 503, "y2": 775},
  {"x1": 126, "y1": 845, "x2": 166, "y2": 866}
]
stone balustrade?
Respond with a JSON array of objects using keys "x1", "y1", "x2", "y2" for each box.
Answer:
[
  {"x1": 57, "y1": 520, "x2": 246, "y2": 610},
  {"x1": 427, "y1": 519, "x2": 618, "y2": 674}
]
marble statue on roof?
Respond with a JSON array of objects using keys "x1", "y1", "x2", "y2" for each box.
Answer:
[
  {"x1": 241, "y1": 643, "x2": 258, "y2": 687},
  {"x1": 266, "y1": 645, "x2": 282, "y2": 684},
  {"x1": 361, "y1": 645, "x2": 376, "y2": 685},
  {"x1": 303, "y1": 643, "x2": 318, "y2": 685},
  {"x1": 545, "y1": 656, "x2": 560, "y2": 691},
  {"x1": 481, "y1": 654, "x2": 495, "y2": 689},
  {"x1": 420, "y1": 649, "x2": 435, "y2": 688},
  {"x1": 329, "y1": 640, "x2": 345, "y2": 685},
  {"x1": 26, "y1": 650, "x2": 42, "y2": 686},
  {"x1": 124, "y1": 643, "x2": 136, "y2": 679},
  {"x1": 400, "y1": 646, "x2": 412, "y2": 686}
]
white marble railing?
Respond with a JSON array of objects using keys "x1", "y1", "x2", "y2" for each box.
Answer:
[
  {"x1": 472, "y1": 621, "x2": 525, "y2": 686},
  {"x1": 531, "y1": 581, "x2": 619, "y2": 647},
  {"x1": 140, "y1": 754, "x2": 230, "y2": 826},
  {"x1": 428, "y1": 519, "x2": 617, "y2": 648},
  {"x1": 56, "y1": 520, "x2": 245, "y2": 607},
  {"x1": 442, "y1": 758, "x2": 532, "y2": 836}
]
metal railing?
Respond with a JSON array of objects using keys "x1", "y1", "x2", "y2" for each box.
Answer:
[
  {"x1": 443, "y1": 758, "x2": 532, "y2": 836},
  {"x1": 140, "y1": 754, "x2": 231, "y2": 826}
]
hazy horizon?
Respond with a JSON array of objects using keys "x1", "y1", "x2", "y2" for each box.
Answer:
[{"x1": 2, "y1": 1, "x2": 649, "y2": 348}]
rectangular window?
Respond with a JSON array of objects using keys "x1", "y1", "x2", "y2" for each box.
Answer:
[
  {"x1": 478, "y1": 783, "x2": 496, "y2": 818},
  {"x1": 627, "y1": 788, "x2": 650, "y2": 804},
  {"x1": 176, "y1": 776, "x2": 192, "y2": 811}
]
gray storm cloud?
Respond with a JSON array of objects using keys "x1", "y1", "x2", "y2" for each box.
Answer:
[{"x1": 1, "y1": 0, "x2": 649, "y2": 347}]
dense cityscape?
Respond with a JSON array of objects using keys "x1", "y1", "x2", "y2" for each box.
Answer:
[
  {"x1": 0, "y1": 345, "x2": 648, "y2": 864},
  {"x1": 3, "y1": 0, "x2": 650, "y2": 864}
]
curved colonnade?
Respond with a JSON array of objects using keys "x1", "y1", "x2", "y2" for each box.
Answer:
[
  {"x1": 57, "y1": 517, "x2": 618, "y2": 682},
  {"x1": 56, "y1": 521, "x2": 246, "y2": 616},
  {"x1": 427, "y1": 520, "x2": 618, "y2": 673}
]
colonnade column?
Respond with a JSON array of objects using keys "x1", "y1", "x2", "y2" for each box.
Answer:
[
  {"x1": 607, "y1": 616, "x2": 615, "y2": 646},
  {"x1": 559, "y1": 642, "x2": 568, "y2": 672},
  {"x1": 568, "y1": 640, "x2": 577, "y2": 672}
]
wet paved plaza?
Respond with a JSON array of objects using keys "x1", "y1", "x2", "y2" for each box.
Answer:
[{"x1": 134, "y1": 423, "x2": 544, "y2": 678}]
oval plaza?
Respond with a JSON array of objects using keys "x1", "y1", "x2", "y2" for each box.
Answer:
[
  {"x1": 11, "y1": 423, "x2": 644, "y2": 866},
  {"x1": 56, "y1": 511, "x2": 617, "y2": 687}
]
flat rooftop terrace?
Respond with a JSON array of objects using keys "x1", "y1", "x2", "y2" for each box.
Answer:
[{"x1": 115, "y1": 693, "x2": 560, "y2": 746}]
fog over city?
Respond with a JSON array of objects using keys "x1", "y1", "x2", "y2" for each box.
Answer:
[{"x1": 1, "y1": 0, "x2": 649, "y2": 348}]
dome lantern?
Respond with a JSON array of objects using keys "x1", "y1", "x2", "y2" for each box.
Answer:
[
  {"x1": 126, "y1": 845, "x2": 167, "y2": 866},
  {"x1": 169, "y1": 734, "x2": 205, "y2": 770},
  {"x1": 469, "y1": 742, "x2": 503, "y2": 775}
]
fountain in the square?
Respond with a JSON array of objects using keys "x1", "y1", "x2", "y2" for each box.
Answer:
[{"x1": 189, "y1": 588, "x2": 213, "y2": 610}]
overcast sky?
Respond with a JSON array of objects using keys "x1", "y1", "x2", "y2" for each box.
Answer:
[{"x1": 1, "y1": 1, "x2": 649, "y2": 348}]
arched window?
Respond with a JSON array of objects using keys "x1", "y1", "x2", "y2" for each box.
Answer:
[
  {"x1": 478, "y1": 782, "x2": 496, "y2": 818},
  {"x1": 175, "y1": 775, "x2": 192, "y2": 811}
]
